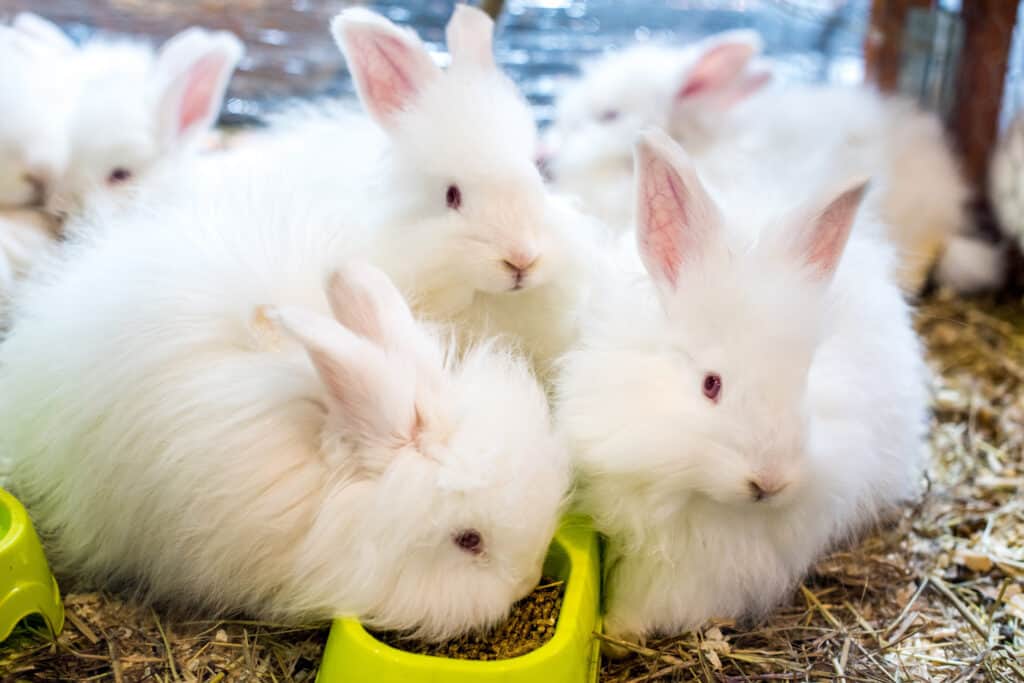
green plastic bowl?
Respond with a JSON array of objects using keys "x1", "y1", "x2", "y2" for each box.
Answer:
[
  {"x1": 317, "y1": 516, "x2": 601, "y2": 682},
  {"x1": 0, "y1": 487, "x2": 64, "y2": 641}
]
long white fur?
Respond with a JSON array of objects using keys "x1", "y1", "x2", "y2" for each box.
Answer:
[
  {"x1": 546, "y1": 37, "x2": 1001, "y2": 295},
  {"x1": 555, "y1": 130, "x2": 928, "y2": 641},
  {"x1": 158, "y1": 5, "x2": 599, "y2": 378},
  {"x1": 0, "y1": 165, "x2": 570, "y2": 639}
]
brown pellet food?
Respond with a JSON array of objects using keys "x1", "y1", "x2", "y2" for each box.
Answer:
[{"x1": 372, "y1": 576, "x2": 565, "y2": 660}]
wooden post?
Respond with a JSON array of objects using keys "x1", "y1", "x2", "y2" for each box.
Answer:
[
  {"x1": 864, "y1": 0, "x2": 932, "y2": 92},
  {"x1": 479, "y1": 0, "x2": 505, "y2": 21},
  {"x1": 950, "y1": 0, "x2": 1019, "y2": 191}
]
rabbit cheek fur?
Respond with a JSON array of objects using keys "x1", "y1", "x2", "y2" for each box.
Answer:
[
  {"x1": 556, "y1": 131, "x2": 927, "y2": 640},
  {"x1": 0, "y1": 187, "x2": 570, "y2": 639}
]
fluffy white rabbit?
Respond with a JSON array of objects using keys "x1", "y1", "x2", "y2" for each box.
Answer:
[
  {"x1": 177, "y1": 5, "x2": 597, "y2": 377},
  {"x1": 0, "y1": 168, "x2": 570, "y2": 638},
  {"x1": 555, "y1": 130, "x2": 928, "y2": 644},
  {"x1": 0, "y1": 19, "x2": 75, "y2": 207},
  {"x1": 546, "y1": 35, "x2": 1000, "y2": 295},
  {"x1": 8, "y1": 13, "x2": 244, "y2": 217},
  {"x1": 542, "y1": 31, "x2": 768, "y2": 231}
]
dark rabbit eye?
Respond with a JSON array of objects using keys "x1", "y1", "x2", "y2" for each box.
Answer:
[
  {"x1": 702, "y1": 373, "x2": 722, "y2": 402},
  {"x1": 108, "y1": 168, "x2": 132, "y2": 184},
  {"x1": 446, "y1": 184, "x2": 462, "y2": 210},
  {"x1": 453, "y1": 528, "x2": 484, "y2": 555},
  {"x1": 598, "y1": 110, "x2": 620, "y2": 123}
]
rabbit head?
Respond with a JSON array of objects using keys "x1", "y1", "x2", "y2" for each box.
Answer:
[
  {"x1": 543, "y1": 32, "x2": 769, "y2": 225},
  {"x1": 272, "y1": 263, "x2": 569, "y2": 639},
  {"x1": 332, "y1": 6, "x2": 574, "y2": 312},
  {"x1": 0, "y1": 17, "x2": 75, "y2": 208},
  {"x1": 48, "y1": 27, "x2": 242, "y2": 216},
  {"x1": 623, "y1": 129, "x2": 866, "y2": 507}
]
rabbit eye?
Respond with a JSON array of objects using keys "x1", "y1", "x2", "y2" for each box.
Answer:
[
  {"x1": 453, "y1": 528, "x2": 484, "y2": 555},
  {"x1": 107, "y1": 168, "x2": 133, "y2": 184},
  {"x1": 598, "y1": 110, "x2": 620, "y2": 123},
  {"x1": 702, "y1": 373, "x2": 722, "y2": 403},
  {"x1": 446, "y1": 184, "x2": 462, "y2": 210}
]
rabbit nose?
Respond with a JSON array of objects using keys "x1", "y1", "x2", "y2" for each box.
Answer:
[
  {"x1": 502, "y1": 253, "x2": 539, "y2": 290},
  {"x1": 748, "y1": 477, "x2": 787, "y2": 502},
  {"x1": 503, "y1": 247, "x2": 540, "y2": 272}
]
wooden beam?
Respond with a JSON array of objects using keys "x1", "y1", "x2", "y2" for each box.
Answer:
[
  {"x1": 864, "y1": 0, "x2": 932, "y2": 92},
  {"x1": 479, "y1": 0, "x2": 505, "y2": 21},
  {"x1": 950, "y1": 0, "x2": 1019, "y2": 190}
]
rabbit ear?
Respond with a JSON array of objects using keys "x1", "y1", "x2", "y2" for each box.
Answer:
[
  {"x1": 332, "y1": 8, "x2": 442, "y2": 129},
  {"x1": 325, "y1": 263, "x2": 417, "y2": 349},
  {"x1": 325, "y1": 263, "x2": 444, "y2": 391},
  {"x1": 788, "y1": 179, "x2": 869, "y2": 281},
  {"x1": 714, "y1": 67, "x2": 772, "y2": 108},
  {"x1": 676, "y1": 31, "x2": 762, "y2": 102},
  {"x1": 634, "y1": 128, "x2": 721, "y2": 293},
  {"x1": 264, "y1": 305, "x2": 417, "y2": 444},
  {"x1": 445, "y1": 4, "x2": 495, "y2": 69},
  {"x1": 153, "y1": 28, "x2": 244, "y2": 149},
  {"x1": 12, "y1": 13, "x2": 76, "y2": 55}
]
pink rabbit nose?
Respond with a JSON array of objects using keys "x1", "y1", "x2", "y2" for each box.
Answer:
[
  {"x1": 502, "y1": 253, "x2": 539, "y2": 290},
  {"x1": 748, "y1": 477, "x2": 786, "y2": 502}
]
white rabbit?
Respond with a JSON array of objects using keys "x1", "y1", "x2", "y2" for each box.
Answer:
[
  {"x1": 28, "y1": 16, "x2": 244, "y2": 217},
  {"x1": 0, "y1": 170, "x2": 570, "y2": 639},
  {"x1": 555, "y1": 130, "x2": 927, "y2": 644},
  {"x1": 542, "y1": 31, "x2": 768, "y2": 231},
  {"x1": 0, "y1": 18, "x2": 75, "y2": 208},
  {"x1": 175, "y1": 5, "x2": 597, "y2": 378},
  {"x1": 546, "y1": 35, "x2": 1000, "y2": 295}
]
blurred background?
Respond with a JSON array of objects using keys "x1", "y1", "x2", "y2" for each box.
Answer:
[{"x1": 0, "y1": 1, "x2": 1020, "y2": 196}]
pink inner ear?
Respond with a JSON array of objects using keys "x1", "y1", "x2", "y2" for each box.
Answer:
[
  {"x1": 177, "y1": 53, "x2": 228, "y2": 136},
  {"x1": 804, "y1": 185, "x2": 865, "y2": 277},
  {"x1": 349, "y1": 32, "x2": 420, "y2": 120},
  {"x1": 678, "y1": 76, "x2": 712, "y2": 99},
  {"x1": 638, "y1": 154, "x2": 692, "y2": 287},
  {"x1": 676, "y1": 42, "x2": 753, "y2": 101}
]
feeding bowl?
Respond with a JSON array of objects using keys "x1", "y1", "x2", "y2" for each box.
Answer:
[
  {"x1": 0, "y1": 487, "x2": 64, "y2": 642},
  {"x1": 317, "y1": 516, "x2": 601, "y2": 682}
]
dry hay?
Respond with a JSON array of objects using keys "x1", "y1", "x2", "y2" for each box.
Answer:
[
  {"x1": 2, "y1": 290, "x2": 1022, "y2": 682},
  {"x1": 373, "y1": 576, "x2": 564, "y2": 660}
]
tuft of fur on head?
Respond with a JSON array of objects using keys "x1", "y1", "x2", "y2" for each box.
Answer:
[
  {"x1": 556, "y1": 130, "x2": 928, "y2": 641},
  {"x1": 0, "y1": 176, "x2": 571, "y2": 640}
]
